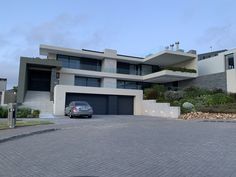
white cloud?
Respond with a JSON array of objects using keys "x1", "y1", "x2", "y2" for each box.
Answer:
[{"x1": 0, "y1": 14, "x2": 106, "y2": 89}]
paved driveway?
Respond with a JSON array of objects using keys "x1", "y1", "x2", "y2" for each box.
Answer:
[{"x1": 1, "y1": 116, "x2": 236, "y2": 177}]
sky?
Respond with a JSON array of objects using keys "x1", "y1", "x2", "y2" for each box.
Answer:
[{"x1": 1, "y1": 0, "x2": 236, "y2": 89}]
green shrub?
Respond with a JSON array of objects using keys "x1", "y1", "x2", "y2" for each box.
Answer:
[
  {"x1": 144, "y1": 84, "x2": 166, "y2": 101},
  {"x1": 32, "y1": 110, "x2": 40, "y2": 118},
  {"x1": 17, "y1": 107, "x2": 32, "y2": 118},
  {"x1": 164, "y1": 90, "x2": 184, "y2": 101},
  {"x1": 197, "y1": 103, "x2": 236, "y2": 113},
  {"x1": 164, "y1": 67, "x2": 197, "y2": 73},
  {"x1": 229, "y1": 93, "x2": 236, "y2": 102},
  {"x1": 206, "y1": 93, "x2": 234, "y2": 106},
  {"x1": 0, "y1": 106, "x2": 8, "y2": 118},
  {"x1": 183, "y1": 86, "x2": 212, "y2": 98}
]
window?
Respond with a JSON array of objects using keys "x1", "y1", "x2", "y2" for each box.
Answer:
[
  {"x1": 75, "y1": 76, "x2": 100, "y2": 87},
  {"x1": 57, "y1": 54, "x2": 101, "y2": 71},
  {"x1": 117, "y1": 80, "x2": 142, "y2": 90},
  {"x1": 69, "y1": 57, "x2": 80, "y2": 69},
  {"x1": 226, "y1": 54, "x2": 234, "y2": 69},
  {"x1": 57, "y1": 55, "x2": 69, "y2": 68},
  {"x1": 117, "y1": 62, "x2": 130, "y2": 74}
]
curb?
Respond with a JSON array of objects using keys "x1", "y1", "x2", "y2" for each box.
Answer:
[{"x1": 0, "y1": 128, "x2": 60, "y2": 144}]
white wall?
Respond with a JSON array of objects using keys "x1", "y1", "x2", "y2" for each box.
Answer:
[
  {"x1": 101, "y1": 78, "x2": 117, "y2": 88},
  {"x1": 174, "y1": 57, "x2": 198, "y2": 72},
  {"x1": 53, "y1": 85, "x2": 143, "y2": 116},
  {"x1": 142, "y1": 100, "x2": 180, "y2": 118},
  {"x1": 226, "y1": 69, "x2": 236, "y2": 93},
  {"x1": 198, "y1": 55, "x2": 225, "y2": 76},
  {"x1": 102, "y1": 58, "x2": 117, "y2": 73},
  {"x1": 59, "y1": 73, "x2": 74, "y2": 85}
]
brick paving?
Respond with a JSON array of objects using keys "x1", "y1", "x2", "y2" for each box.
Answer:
[{"x1": 1, "y1": 116, "x2": 236, "y2": 177}]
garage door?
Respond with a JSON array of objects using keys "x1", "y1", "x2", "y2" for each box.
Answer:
[
  {"x1": 118, "y1": 96, "x2": 134, "y2": 115},
  {"x1": 65, "y1": 93, "x2": 134, "y2": 115}
]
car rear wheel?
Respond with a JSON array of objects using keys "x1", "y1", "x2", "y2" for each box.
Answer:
[{"x1": 88, "y1": 115, "x2": 92, "y2": 118}]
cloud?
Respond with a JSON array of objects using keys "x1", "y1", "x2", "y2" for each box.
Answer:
[
  {"x1": 196, "y1": 24, "x2": 236, "y2": 51},
  {"x1": 0, "y1": 13, "x2": 106, "y2": 89}
]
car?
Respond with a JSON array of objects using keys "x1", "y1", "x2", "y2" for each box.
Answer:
[{"x1": 65, "y1": 101, "x2": 93, "y2": 118}]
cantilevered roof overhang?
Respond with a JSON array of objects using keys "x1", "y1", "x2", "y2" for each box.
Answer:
[
  {"x1": 143, "y1": 50, "x2": 196, "y2": 66},
  {"x1": 40, "y1": 44, "x2": 197, "y2": 66},
  {"x1": 143, "y1": 70, "x2": 198, "y2": 83}
]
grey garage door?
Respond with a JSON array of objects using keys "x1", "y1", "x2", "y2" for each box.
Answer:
[{"x1": 65, "y1": 93, "x2": 134, "y2": 115}]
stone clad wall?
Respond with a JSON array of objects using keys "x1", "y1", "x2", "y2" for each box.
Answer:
[{"x1": 179, "y1": 72, "x2": 227, "y2": 91}]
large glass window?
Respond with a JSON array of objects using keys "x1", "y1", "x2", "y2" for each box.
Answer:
[
  {"x1": 117, "y1": 80, "x2": 142, "y2": 90},
  {"x1": 117, "y1": 62, "x2": 142, "y2": 75},
  {"x1": 57, "y1": 55, "x2": 69, "y2": 68},
  {"x1": 117, "y1": 62, "x2": 130, "y2": 74},
  {"x1": 57, "y1": 54, "x2": 101, "y2": 71},
  {"x1": 75, "y1": 76, "x2": 100, "y2": 87},
  {"x1": 226, "y1": 54, "x2": 234, "y2": 69}
]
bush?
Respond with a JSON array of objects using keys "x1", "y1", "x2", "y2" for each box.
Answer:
[
  {"x1": 164, "y1": 90, "x2": 184, "y2": 101},
  {"x1": 229, "y1": 93, "x2": 236, "y2": 102},
  {"x1": 0, "y1": 106, "x2": 8, "y2": 118},
  {"x1": 206, "y1": 93, "x2": 234, "y2": 106},
  {"x1": 164, "y1": 67, "x2": 197, "y2": 73},
  {"x1": 144, "y1": 84, "x2": 166, "y2": 101},
  {"x1": 197, "y1": 103, "x2": 236, "y2": 113},
  {"x1": 183, "y1": 86, "x2": 212, "y2": 98},
  {"x1": 32, "y1": 110, "x2": 40, "y2": 118},
  {"x1": 17, "y1": 108, "x2": 32, "y2": 118}
]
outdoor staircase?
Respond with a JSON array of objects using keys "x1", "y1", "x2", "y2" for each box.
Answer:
[{"x1": 22, "y1": 91, "x2": 54, "y2": 118}]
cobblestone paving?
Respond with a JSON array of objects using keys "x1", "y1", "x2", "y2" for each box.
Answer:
[{"x1": 1, "y1": 116, "x2": 236, "y2": 177}]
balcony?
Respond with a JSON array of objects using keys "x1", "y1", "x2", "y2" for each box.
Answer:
[{"x1": 143, "y1": 69, "x2": 198, "y2": 83}]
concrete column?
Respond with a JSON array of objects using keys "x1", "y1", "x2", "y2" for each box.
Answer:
[
  {"x1": 102, "y1": 49, "x2": 117, "y2": 73},
  {"x1": 101, "y1": 78, "x2": 117, "y2": 88},
  {"x1": 102, "y1": 59, "x2": 117, "y2": 73},
  {"x1": 50, "y1": 68, "x2": 57, "y2": 101}
]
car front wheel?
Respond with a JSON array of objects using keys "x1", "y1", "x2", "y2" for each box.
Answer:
[{"x1": 69, "y1": 112, "x2": 73, "y2": 118}]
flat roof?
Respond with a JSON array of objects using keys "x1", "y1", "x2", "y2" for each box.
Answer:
[{"x1": 40, "y1": 44, "x2": 196, "y2": 65}]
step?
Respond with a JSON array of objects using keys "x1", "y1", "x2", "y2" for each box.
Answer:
[{"x1": 39, "y1": 113, "x2": 55, "y2": 119}]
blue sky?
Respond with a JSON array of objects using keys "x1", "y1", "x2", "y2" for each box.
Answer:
[{"x1": 1, "y1": 0, "x2": 236, "y2": 88}]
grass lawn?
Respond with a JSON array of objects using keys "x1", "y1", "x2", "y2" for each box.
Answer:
[{"x1": 0, "y1": 120, "x2": 54, "y2": 130}]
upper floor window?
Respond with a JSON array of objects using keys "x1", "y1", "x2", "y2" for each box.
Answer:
[
  {"x1": 226, "y1": 54, "x2": 234, "y2": 70},
  {"x1": 75, "y1": 76, "x2": 101, "y2": 87},
  {"x1": 117, "y1": 80, "x2": 142, "y2": 90},
  {"x1": 57, "y1": 54, "x2": 101, "y2": 71}
]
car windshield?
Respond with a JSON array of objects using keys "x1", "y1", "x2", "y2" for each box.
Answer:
[{"x1": 75, "y1": 102, "x2": 89, "y2": 106}]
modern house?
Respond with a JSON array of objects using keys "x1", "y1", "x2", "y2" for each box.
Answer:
[
  {"x1": 179, "y1": 48, "x2": 236, "y2": 93},
  {"x1": 17, "y1": 44, "x2": 198, "y2": 118},
  {"x1": 0, "y1": 78, "x2": 7, "y2": 105}
]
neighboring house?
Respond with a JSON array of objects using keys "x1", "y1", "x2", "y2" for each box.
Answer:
[
  {"x1": 179, "y1": 49, "x2": 236, "y2": 93},
  {"x1": 17, "y1": 44, "x2": 198, "y2": 117},
  {"x1": 0, "y1": 78, "x2": 7, "y2": 105}
]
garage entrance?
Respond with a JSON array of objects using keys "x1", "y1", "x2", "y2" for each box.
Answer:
[{"x1": 65, "y1": 93, "x2": 134, "y2": 115}]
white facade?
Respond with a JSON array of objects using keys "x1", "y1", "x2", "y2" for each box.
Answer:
[
  {"x1": 198, "y1": 48, "x2": 236, "y2": 93},
  {"x1": 18, "y1": 44, "x2": 200, "y2": 118},
  {"x1": 198, "y1": 55, "x2": 225, "y2": 76},
  {"x1": 54, "y1": 85, "x2": 143, "y2": 116},
  {"x1": 40, "y1": 45, "x2": 198, "y2": 118}
]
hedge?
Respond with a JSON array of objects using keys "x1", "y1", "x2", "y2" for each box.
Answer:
[{"x1": 0, "y1": 106, "x2": 40, "y2": 118}]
